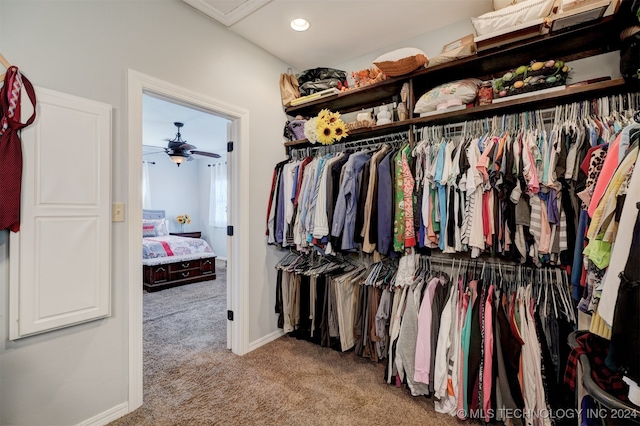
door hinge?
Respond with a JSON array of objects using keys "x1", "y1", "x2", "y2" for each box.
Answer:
[
  {"x1": 227, "y1": 225, "x2": 234, "y2": 236},
  {"x1": 227, "y1": 310, "x2": 234, "y2": 321},
  {"x1": 227, "y1": 141, "x2": 234, "y2": 153}
]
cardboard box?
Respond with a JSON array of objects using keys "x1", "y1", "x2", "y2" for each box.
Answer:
[
  {"x1": 441, "y1": 34, "x2": 475, "y2": 54},
  {"x1": 548, "y1": 0, "x2": 611, "y2": 32},
  {"x1": 474, "y1": 19, "x2": 548, "y2": 52},
  {"x1": 428, "y1": 34, "x2": 477, "y2": 68}
]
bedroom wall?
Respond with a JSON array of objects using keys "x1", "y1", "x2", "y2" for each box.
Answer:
[
  {"x1": 147, "y1": 156, "x2": 201, "y2": 234},
  {"x1": 0, "y1": 1, "x2": 287, "y2": 425}
]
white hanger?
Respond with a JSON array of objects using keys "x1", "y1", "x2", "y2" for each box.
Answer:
[{"x1": 0, "y1": 52, "x2": 10, "y2": 81}]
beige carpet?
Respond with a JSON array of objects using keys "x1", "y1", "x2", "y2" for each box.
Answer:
[{"x1": 110, "y1": 261, "x2": 460, "y2": 426}]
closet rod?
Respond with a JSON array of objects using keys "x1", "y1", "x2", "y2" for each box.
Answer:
[
  {"x1": 421, "y1": 254, "x2": 548, "y2": 272},
  {"x1": 412, "y1": 92, "x2": 640, "y2": 140},
  {"x1": 289, "y1": 130, "x2": 409, "y2": 158}
]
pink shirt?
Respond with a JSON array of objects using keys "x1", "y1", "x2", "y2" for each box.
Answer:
[
  {"x1": 482, "y1": 285, "x2": 495, "y2": 422},
  {"x1": 414, "y1": 277, "x2": 440, "y2": 384},
  {"x1": 588, "y1": 134, "x2": 621, "y2": 218}
]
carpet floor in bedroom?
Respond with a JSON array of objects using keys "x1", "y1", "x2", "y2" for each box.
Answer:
[{"x1": 109, "y1": 259, "x2": 459, "y2": 426}]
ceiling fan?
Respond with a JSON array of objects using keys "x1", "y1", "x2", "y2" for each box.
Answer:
[{"x1": 145, "y1": 122, "x2": 221, "y2": 166}]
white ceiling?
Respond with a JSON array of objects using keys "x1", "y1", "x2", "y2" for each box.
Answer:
[
  {"x1": 153, "y1": 1, "x2": 494, "y2": 158},
  {"x1": 185, "y1": 0, "x2": 493, "y2": 70},
  {"x1": 142, "y1": 93, "x2": 229, "y2": 162}
]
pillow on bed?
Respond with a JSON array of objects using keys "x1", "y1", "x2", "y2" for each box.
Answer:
[
  {"x1": 142, "y1": 223, "x2": 156, "y2": 237},
  {"x1": 143, "y1": 218, "x2": 169, "y2": 236}
]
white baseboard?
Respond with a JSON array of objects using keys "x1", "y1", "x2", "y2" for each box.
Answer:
[
  {"x1": 248, "y1": 329, "x2": 284, "y2": 352},
  {"x1": 76, "y1": 402, "x2": 129, "y2": 426}
]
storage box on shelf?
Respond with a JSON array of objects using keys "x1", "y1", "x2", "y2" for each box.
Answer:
[{"x1": 283, "y1": 14, "x2": 632, "y2": 152}]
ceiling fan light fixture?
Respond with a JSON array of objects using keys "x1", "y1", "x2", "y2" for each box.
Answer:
[
  {"x1": 290, "y1": 18, "x2": 309, "y2": 32},
  {"x1": 161, "y1": 122, "x2": 219, "y2": 166},
  {"x1": 169, "y1": 151, "x2": 189, "y2": 166}
]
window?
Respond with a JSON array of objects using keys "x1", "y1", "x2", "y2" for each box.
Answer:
[
  {"x1": 142, "y1": 161, "x2": 151, "y2": 209},
  {"x1": 209, "y1": 162, "x2": 227, "y2": 228}
]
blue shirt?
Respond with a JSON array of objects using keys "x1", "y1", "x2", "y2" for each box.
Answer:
[
  {"x1": 377, "y1": 150, "x2": 395, "y2": 255},
  {"x1": 331, "y1": 151, "x2": 371, "y2": 251}
]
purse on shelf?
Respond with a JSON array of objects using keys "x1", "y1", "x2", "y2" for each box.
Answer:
[
  {"x1": 279, "y1": 68, "x2": 300, "y2": 107},
  {"x1": 283, "y1": 117, "x2": 307, "y2": 141},
  {"x1": 296, "y1": 67, "x2": 347, "y2": 97}
]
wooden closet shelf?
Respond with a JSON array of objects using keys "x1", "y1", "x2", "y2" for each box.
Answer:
[
  {"x1": 283, "y1": 119, "x2": 413, "y2": 148},
  {"x1": 411, "y1": 78, "x2": 633, "y2": 125},
  {"x1": 285, "y1": 77, "x2": 407, "y2": 118},
  {"x1": 411, "y1": 15, "x2": 621, "y2": 94},
  {"x1": 284, "y1": 15, "x2": 622, "y2": 119},
  {"x1": 284, "y1": 78, "x2": 632, "y2": 150}
]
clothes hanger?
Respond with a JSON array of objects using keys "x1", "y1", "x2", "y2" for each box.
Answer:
[{"x1": 0, "y1": 52, "x2": 10, "y2": 81}]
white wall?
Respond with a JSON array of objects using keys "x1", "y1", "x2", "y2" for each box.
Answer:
[
  {"x1": 148, "y1": 155, "x2": 229, "y2": 258},
  {"x1": 0, "y1": 1, "x2": 286, "y2": 425},
  {"x1": 331, "y1": 18, "x2": 621, "y2": 89},
  {"x1": 147, "y1": 156, "x2": 201, "y2": 234},
  {"x1": 331, "y1": 19, "x2": 476, "y2": 84}
]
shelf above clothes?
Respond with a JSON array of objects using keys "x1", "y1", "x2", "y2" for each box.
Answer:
[
  {"x1": 284, "y1": 78, "x2": 633, "y2": 152},
  {"x1": 284, "y1": 15, "x2": 623, "y2": 119}
]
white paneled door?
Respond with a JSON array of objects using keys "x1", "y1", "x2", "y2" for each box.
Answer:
[{"x1": 9, "y1": 87, "x2": 112, "y2": 339}]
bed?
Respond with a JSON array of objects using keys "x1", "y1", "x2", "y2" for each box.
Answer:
[{"x1": 142, "y1": 209, "x2": 217, "y2": 292}]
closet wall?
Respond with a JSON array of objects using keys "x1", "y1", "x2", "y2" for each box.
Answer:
[
  {"x1": 331, "y1": 19, "x2": 622, "y2": 88},
  {"x1": 0, "y1": 1, "x2": 287, "y2": 425}
]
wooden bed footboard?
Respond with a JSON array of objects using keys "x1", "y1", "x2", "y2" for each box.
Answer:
[{"x1": 143, "y1": 256, "x2": 217, "y2": 292}]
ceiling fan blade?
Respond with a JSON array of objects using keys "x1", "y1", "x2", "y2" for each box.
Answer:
[
  {"x1": 143, "y1": 151, "x2": 167, "y2": 156},
  {"x1": 187, "y1": 155, "x2": 194, "y2": 162},
  {"x1": 143, "y1": 144, "x2": 166, "y2": 150},
  {"x1": 191, "y1": 150, "x2": 221, "y2": 158},
  {"x1": 179, "y1": 143, "x2": 197, "y2": 150}
]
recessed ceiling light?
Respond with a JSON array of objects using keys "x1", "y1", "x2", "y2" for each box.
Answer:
[{"x1": 290, "y1": 18, "x2": 310, "y2": 32}]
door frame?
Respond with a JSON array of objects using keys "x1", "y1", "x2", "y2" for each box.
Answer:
[{"x1": 127, "y1": 69, "x2": 251, "y2": 411}]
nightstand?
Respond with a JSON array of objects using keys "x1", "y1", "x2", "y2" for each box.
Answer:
[{"x1": 170, "y1": 231, "x2": 202, "y2": 238}]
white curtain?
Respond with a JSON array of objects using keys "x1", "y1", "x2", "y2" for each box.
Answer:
[
  {"x1": 209, "y1": 162, "x2": 227, "y2": 228},
  {"x1": 142, "y1": 161, "x2": 152, "y2": 209}
]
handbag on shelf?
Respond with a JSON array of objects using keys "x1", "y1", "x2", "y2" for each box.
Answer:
[
  {"x1": 296, "y1": 67, "x2": 347, "y2": 97},
  {"x1": 620, "y1": 27, "x2": 640, "y2": 82},
  {"x1": 279, "y1": 68, "x2": 300, "y2": 107},
  {"x1": 283, "y1": 118, "x2": 307, "y2": 141}
]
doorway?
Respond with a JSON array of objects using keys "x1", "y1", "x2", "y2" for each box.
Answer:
[
  {"x1": 127, "y1": 70, "x2": 250, "y2": 411},
  {"x1": 141, "y1": 92, "x2": 230, "y2": 345}
]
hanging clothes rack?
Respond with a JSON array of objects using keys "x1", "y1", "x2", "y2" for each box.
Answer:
[
  {"x1": 410, "y1": 93, "x2": 640, "y2": 141},
  {"x1": 289, "y1": 130, "x2": 409, "y2": 159}
]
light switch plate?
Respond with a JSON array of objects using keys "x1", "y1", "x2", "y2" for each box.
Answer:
[{"x1": 112, "y1": 202, "x2": 125, "y2": 222}]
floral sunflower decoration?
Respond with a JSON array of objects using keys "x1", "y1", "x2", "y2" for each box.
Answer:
[
  {"x1": 307, "y1": 109, "x2": 348, "y2": 145},
  {"x1": 176, "y1": 214, "x2": 192, "y2": 225}
]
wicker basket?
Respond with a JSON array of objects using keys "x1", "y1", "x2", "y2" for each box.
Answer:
[
  {"x1": 374, "y1": 54, "x2": 428, "y2": 77},
  {"x1": 346, "y1": 119, "x2": 375, "y2": 131}
]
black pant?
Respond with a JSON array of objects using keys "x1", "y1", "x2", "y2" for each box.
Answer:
[{"x1": 608, "y1": 205, "x2": 640, "y2": 383}]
